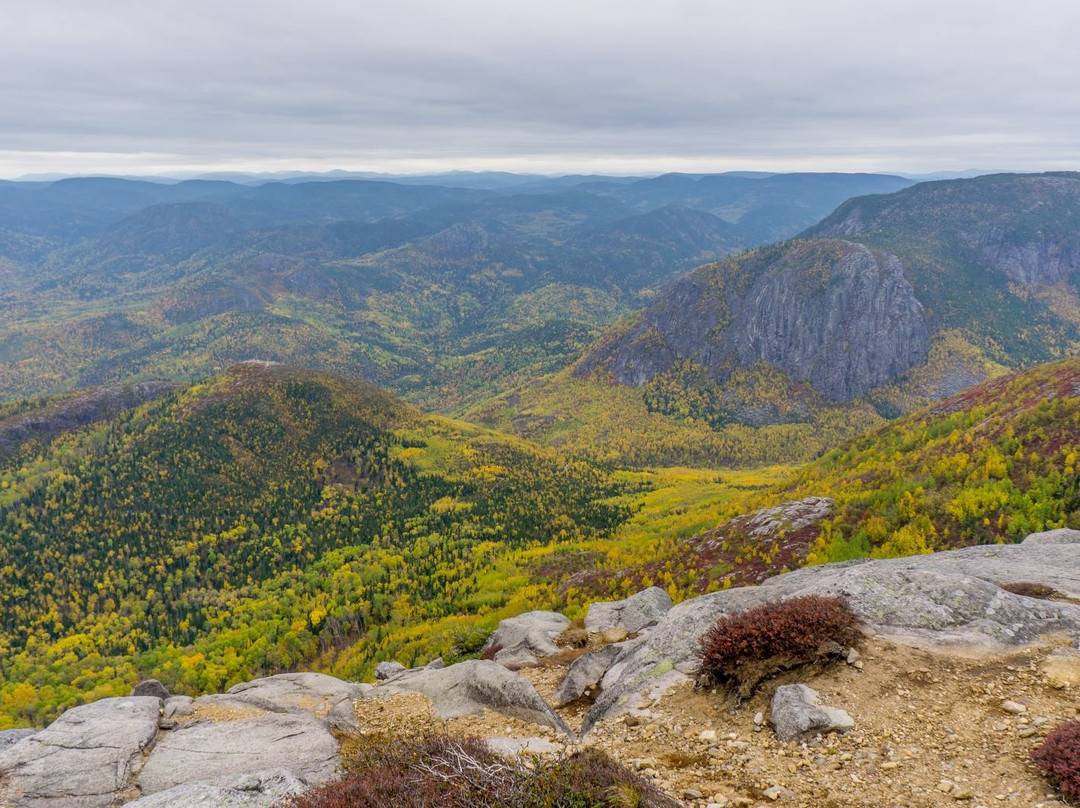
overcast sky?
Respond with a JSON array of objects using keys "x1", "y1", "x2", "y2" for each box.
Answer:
[{"x1": 2, "y1": 0, "x2": 1079, "y2": 178}]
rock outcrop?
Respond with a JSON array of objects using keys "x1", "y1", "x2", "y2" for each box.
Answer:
[
  {"x1": 123, "y1": 770, "x2": 307, "y2": 808},
  {"x1": 579, "y1": 239, "x2": 930, "y2": 403},
  {"x1": 584, "y1": 587, "x2": 673, "y2": 635},
  {"x1": 372, "y1": 659, "x2": 575, "y2": 739},
  {"x1": 770, "y1": 684, "x2": 854, "y2": 742},
  {"x1": 0, "y1": 697, "x2": 161, "y2": 808},
  {"x1": 482, "y1": 610, "x2": 570, "y2": 669},
  {"x1": 136, "y1": 714, "x2": 339, "y2": 797},
  {"x1": 583, "y1": 539, "x2": 1080, "y2": 731},
  {"x1": 552, "y1": 643, "x2": 625, "y2": 707},
  {"x1": 222, "y1": 672, "x2": 367, "y2": 731}
]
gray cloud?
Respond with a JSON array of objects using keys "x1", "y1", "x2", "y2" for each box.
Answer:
[{"x1": 2, "y1": 0, "x2": 1079, "y2": 175}]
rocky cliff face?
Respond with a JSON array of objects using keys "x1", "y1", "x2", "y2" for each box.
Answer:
[{"x1": 579, "y1": 239, "x2": 929, "y2": 402}]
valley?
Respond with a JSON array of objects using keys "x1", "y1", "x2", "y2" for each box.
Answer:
[{"x1": 3, "y1": 171, "x2": 1080, "y2": 808}]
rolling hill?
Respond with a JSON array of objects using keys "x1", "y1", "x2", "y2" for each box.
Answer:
[
  {"x1": 0, "y1": 172, "x2": 913, "y2": 412},
  {"x1": 475, "y1": 173, "x2": 1080, "y2": 467}
]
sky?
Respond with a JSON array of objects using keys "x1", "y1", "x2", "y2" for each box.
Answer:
[{"x1": 2, "y1": 0, "x2": 1079, "y2": 178}]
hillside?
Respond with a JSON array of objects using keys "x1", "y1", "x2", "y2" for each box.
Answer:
[
  {"x1": 0, "y1": 173, "x2": 912, "y2": 412},
  {"x1": 0, "y1": 364, "x2": 793, "y2": 729},
  {"x1": 0, "y1": 364, "x2": 630, "y2": 726},
  {"x1": 479, "y1": 173, "x2": 1080, "y2": 467}
]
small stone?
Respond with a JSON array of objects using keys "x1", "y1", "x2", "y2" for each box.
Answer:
[
  {"x1": 699, "y1": 729, "x2": 718, "y2": 742},
  {"x1": 846, "y1": 648, "x2": 861, "y2": 665},
  {"x1": 1001, "y1": 700, "x2": 1027, "y2": 714},
  {"x1": 753, "y1": 711, "x2": 765, "y2": 726},
  {"x1": 601, "y1": 627, "x2": 630, "y2": 644},
  {"x1": 684, "y1": 788, "x2": 704, "y2": 800},
  {"x1": 951, "y1": 785, "x2": 973, "y2": 800}
]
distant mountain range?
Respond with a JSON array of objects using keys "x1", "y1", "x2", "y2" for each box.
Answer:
[
  {"x1": 0, "y1": 171, "x2": 912, "y2": 410},
  {"x1": 476, "y1": 172, "x2": 1080, "y2": 465}
]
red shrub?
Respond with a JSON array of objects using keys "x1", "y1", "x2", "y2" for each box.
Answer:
[
  {"x1": 289, "y1": 732, "x2": 680, "y2": 808},
  {"x1": 697, "y1": 595, "x2": 860, "y2": 697},
  {"x1": 1032, "y1": 721, "x2": 1080, "y2": 803},
  {"x1": 480, "y1": 643, "x2": 503, "y2": 661}
]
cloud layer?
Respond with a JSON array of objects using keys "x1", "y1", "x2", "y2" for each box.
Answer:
[{"x1": 3, "y1": 0, "x2": 1079, "y2": 175}]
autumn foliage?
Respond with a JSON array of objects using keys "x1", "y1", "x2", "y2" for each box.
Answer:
[
  {"x1": 697, "y1": 595, "x2": 860, "y2": 697},
  {"x1": 1032, "y1": 721, "x2": 1080, "y2": 803},
  {"x1": 289, "y1": 733, "x2": 680, "y2": 808}
]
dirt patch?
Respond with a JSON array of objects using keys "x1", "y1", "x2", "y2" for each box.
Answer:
[{"x1": 353, "y1": 639, "x2": 1080, "y2": 807}]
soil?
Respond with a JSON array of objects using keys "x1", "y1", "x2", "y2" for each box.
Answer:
[{"x1": 351, "y1": 636, "x2": 1080, "y2": 808}]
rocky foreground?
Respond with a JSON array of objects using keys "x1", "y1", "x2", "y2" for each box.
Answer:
[{"x1": 2, "y1": 529, "x2": 1080, "y2": 808}]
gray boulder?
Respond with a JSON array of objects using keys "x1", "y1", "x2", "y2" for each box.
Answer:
[
  {"x1": 482, "y1": 610, "x2": 570, "y2": 669},
  {"x1": 372, "y1": 659, "x2": 575, "y2": 739},
  {"x1": 123, "y1": 769, "x2": 308, "y2": 808},
  {"x1": 0, "y1": 729, "x2": 37, "y2": 752},
  {"x1": 224, "y1": 672, "x2": 365, "y2": 730},
  {"x1": 583, "y1": 542, "x2": 1080, "y2": 732},
  {"x1": 131, "y1": 679, "x2": 171, "y2": 701},
  {"x1": 1022, "y1": 528, "x2": 1080, "y2": 545},
  {"x1": 584, "y1": 587, "x2": 673, "y2": 635},
  {"x1": 137, "y1": 713, "x2": 339, "y2": 796},
  {"x1": 0, "y1": 697, "x2": 162, "y2": 808},
  {"x1": 374, "y1": 661, "x2": 407, "y2": 680},
  {"x1": 770, "y1": 684, "x2": 854, "y2": 741},
  {"x1": 552, "y1": 643, "x2": 625, "y2": 707},
  {"x1": 163, "y1": 696, "x2": 194, "y2": 720}
]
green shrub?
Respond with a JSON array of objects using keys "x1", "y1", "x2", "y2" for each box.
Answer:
[{"x1": 697, "y1": 595, "x2": 860, "y2": 698}]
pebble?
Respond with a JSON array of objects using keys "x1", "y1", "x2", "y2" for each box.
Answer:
[{"x1": 1001, "y1": 700, "x2": 1027, "y2": 715}]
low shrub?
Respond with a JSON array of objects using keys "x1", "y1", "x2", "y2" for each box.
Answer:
[
  {"x1": 556, "y1": 625, "x2": 590, "y2": 649},
  {"x1": 1002, "y1": 581, "x2": 1057, "y2": 600},
  {"x1": 290, "y1": 732, "x2": 680, "y2": 808},
  {"x1": 697, "y1": 595, "x2": 860, "y2": 698},
  {"x1": 480, "y1": 643, "x2": 503, "y2": 661},
  {"x1": 1032, "y1": 720, "x2": 1080, "y2": 803},
  {"x1": 447, "y1": 625, "x2": 494, "y2": 662}
]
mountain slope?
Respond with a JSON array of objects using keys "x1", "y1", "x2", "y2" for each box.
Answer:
[
  {"x1": 0, "y1": 364, "x2": 630, "y2": 726},
  {"x1": 0, "y1": 173, "x2": 916, "y2": 412},
  {"x1": 487, "y1": 172, "x2": 1080, "y2": 466}
]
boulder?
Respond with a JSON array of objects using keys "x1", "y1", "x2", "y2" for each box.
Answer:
[
  {"x1": 1022, "y1": 528, "x2": 1080, "y2": 545},
  {"x1": 123, "y1": 769, "x2": 307, "y2": 808},
  {"x1": 372, "y1": 659, "x2": 575, "y2": 739},
  {"x1": 482, "y1": 610, "x2": 570, "y2": 669},
  {"x1": 0, "y1": 697, "x2": 162, "y2": 808},
  {"x1": 131, "y1": 679, "x2": 171, "y2": 701},
  {"x1": 374, "y1": 661, "x2": 407, "y2": 681},
  {"x1": 585, "y1": 587, "x2": 673, "y2": 635},
  {"x1": 224, "y1": 672, "x2": 365, "y2": 730},
  {"x1": 583, "y1": 542, "x2": 1080, "y2": 732},
  {"x1": 552, "y1": 643, "x2": 624, "y2": 707},
  {"x1": 137, "y1": 713, "x2": 339, "y2": 796},
  {"x1": 163, "y1": 696, "x2": 194, "y2": 719},
  {"x1": 0, "y1": 729, "x2": 37, "y2": 752},
  {"x1": 770, "y1": 684, "x2": 854, "y2": 741}
]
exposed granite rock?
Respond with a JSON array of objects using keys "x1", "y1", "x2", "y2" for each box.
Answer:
[
  {"x1": 372, "y1": 659, "x2": 575, "y2": 739},
  {"x1": 552, "y1": 643, "x2": 625, "y2": 707},
  {"x1": 0, "y1": 729, "x2": 37, "y2": 752},
  {"x1": 1022, "y1": 528, "x2": 1080, "y2": 545},
  {"x1": 483, "y1": 610, "x2": 570, "y2": 669},
  {"x1": 131, "y1": 679, "x2": 171, "y2": 701},
  {"x1": 0, "y1": 697, "x2": 162, "y2": 808},
  {"x1": 224, "y1": 672, "x2": 366, "y2": 730},
  {"x1": 584, "y1": 587, "x2": 673, "y2": 634},
  {"x1": 374, "y1": 661, "x2": 407, "y2": 680},
  {"x1": 136, "y1": 714, "x2": 339, "y2": 797},
  {"x1": 579, "y1": 239, "x2": 929, "y2": 403},
  {"x1": 583, "y1": 539, "x2": 1080, "y2": 732},
  {"x1": 122, "y1": 770, "x2": 307, "y2": 808},
  {"x1": 770, "y1": 684, "x2": 854, "y2": 742}
]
